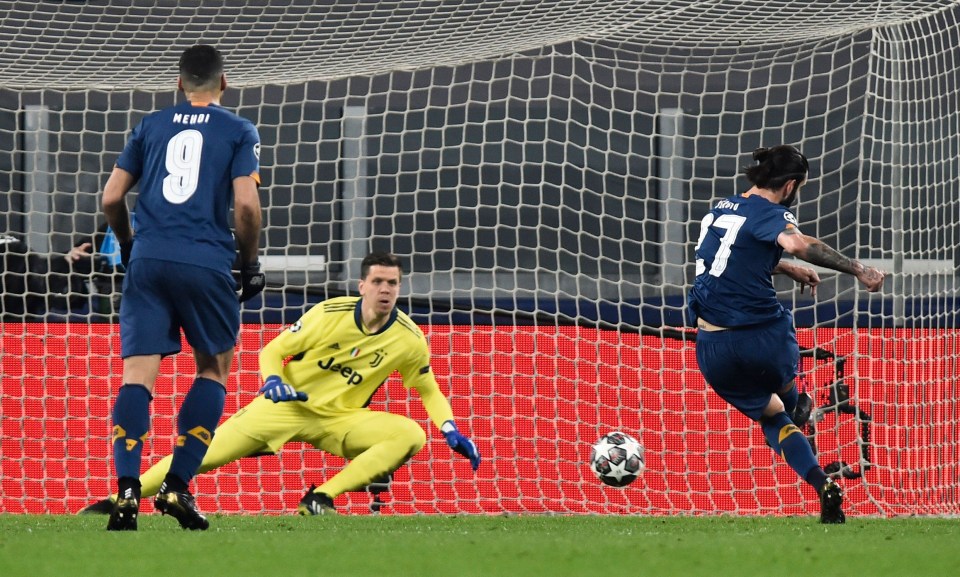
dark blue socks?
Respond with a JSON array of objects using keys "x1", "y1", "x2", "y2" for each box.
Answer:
[
  {"x1": 112, "y1": 384, "x2": 152, "y2": 481},
  {"x1": 167, "y1": 377, "x2": 225, "y2": 487},
  {"x1": 761, "y1": 411, "x2": 826, "y2": 490}
]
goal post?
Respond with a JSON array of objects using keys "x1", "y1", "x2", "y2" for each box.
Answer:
[{"x1": 1, "y1": 0, "x2": 958, "y2": 517}]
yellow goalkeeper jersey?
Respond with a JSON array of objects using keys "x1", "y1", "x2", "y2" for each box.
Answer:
[{"x1": 258, "y1": 296, "x2": 454, "y2": 427}]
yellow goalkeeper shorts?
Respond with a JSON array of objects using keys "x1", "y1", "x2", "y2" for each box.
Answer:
[{"x1": 223, "y1": 395, "x2": 425, "y2": 459}]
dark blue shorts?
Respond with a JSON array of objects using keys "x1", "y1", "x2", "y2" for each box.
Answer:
[
  {"x1": 694, "y1": 311, "x2": 799, "y2": 421},
  {"x1": 119, "y1": 258, "x2": 239, "y2": 358}
]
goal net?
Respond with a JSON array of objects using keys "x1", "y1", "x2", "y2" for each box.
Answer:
[{"x1": 1, "y1": 0, "x2": 958, "y2": 517}]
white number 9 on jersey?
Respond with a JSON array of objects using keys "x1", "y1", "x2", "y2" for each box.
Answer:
[{"x1": 163, "y1": 129, "x2": 204, "y2": 203}]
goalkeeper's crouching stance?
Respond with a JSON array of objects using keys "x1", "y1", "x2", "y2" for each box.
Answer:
[{"x1": 81, "y1": 252, "x2": 480, "y2": 517}]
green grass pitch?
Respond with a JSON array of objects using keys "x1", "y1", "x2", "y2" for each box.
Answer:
[{"x1": 1, "y1": 514, "x2": 958, "y2": 577}]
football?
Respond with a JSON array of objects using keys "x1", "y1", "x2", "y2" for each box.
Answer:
[{"x1": 589, "y1": 431, "x2": 645, "y2": 487}]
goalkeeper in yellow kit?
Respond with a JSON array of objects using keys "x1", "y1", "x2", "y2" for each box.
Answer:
[{"x1": 81, "y1": 251, "x2": 480, "y2": 515}]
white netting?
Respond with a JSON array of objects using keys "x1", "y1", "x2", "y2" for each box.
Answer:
[
  {"x1": 1, "y1": 0, "x2": 958, "y2": 516},
  {"x1": 0, "y1": 1, "x2": 957, "y2": 88}
]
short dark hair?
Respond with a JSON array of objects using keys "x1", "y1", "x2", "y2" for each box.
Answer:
[
  {"x1": 178, "y1": 45, "x2": 224, "y2": 91},
  {"x1": 743, "y1": 145, "x2": 809, "y2": 190},
  {"x1": 360, "y1": 251, "x2": 403, "y2": 280}
]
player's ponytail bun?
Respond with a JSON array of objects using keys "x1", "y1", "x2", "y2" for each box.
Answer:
[
  {"x1": 743, "y1": 144, "x2": 808, "y2": 190},
  {"x1": 752, "y1": 147, "x2": 770, "y2": 163}
]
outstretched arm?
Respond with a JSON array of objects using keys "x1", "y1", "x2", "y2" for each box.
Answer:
[
  {"x1": 777, "y1": 227, "x2": 886, "y2": 292},
  {"x1": 415, "y1": 380, "x2": 481, "y2": 471},
  {"x1": 414, "y1": 380, "x2": 456, "y2": 432},
  {"x1": 774, "y1": 260, "x2": 821, "y2": 297}
]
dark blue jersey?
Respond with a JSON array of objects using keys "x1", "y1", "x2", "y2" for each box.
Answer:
[
  {"x1": 687, "y1": 193, "x2": 800, "y2": 327},
  {"x1": 116, "y1": 101, "x2": 260, "y2": 276}
]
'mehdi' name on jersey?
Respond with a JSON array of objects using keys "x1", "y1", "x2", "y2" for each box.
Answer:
[
  {"x1": 172, "y1": 112, "x2": 211, "y2": 125},
  {"x1": 317, "y1": 357, "x2": 363, "y2": 385}
]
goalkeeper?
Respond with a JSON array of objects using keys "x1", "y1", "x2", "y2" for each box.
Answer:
[{"x1": 82, "y1": 251, "x2": 480, "y2": 515}]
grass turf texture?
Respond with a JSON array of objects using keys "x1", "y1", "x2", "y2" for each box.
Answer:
[{"x1": 1, "y1": 514, "x2": 958, "y2": 577}]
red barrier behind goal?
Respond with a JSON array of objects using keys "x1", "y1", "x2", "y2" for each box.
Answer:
[{"x1": 1, "y1": 323, "x2": 957, "y2": 516}]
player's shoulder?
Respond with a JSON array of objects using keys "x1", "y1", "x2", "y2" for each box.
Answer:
[
  {"x1": 319, "y1": 295, "x2": 361, "y2": 314},
  {"x1": 209, "y1": 103, "x2": 256, "y2": 128},
  {"x1": 736, "y1": 194, "x2": 789, "y2": 216},
  {"x1": 742, "y1": 198, "x2": 799, "y2": 236},
  {"x1": 393, "y1": 308, "x2": 425, "y2": 339},
  {"x1": 210, "y1": 103, "x2": 252, "y2": 122},
  {"x1": 196, "y1": 104, "x2": 253, "y2": 133},
  {"x1": 293, "y1": 296, "x2": 356, "y2": 328},
  {"x1": 782, "y1": 209, "x2": 799, "y2": 227},
  {"x1": 754, "y1": 199, "x2": 796, "y2": 225}
]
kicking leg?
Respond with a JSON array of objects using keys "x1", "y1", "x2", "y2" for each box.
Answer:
[{"x1": 760, "y1": 394, "x2": 844, "y2": 524}]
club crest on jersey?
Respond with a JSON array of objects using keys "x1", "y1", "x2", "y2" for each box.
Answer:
[{"x1": 370, "y1": 349, "x2": 386, "y2": 368}]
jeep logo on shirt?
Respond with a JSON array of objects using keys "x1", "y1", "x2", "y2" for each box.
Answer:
[{"x1": 317, "y1": 357, "x2": 364, "y2": 385}]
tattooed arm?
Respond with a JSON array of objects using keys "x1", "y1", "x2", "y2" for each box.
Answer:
[
  {"x1": 773, "y1": 260, "x2": 821, "y2": 296},
  {"x1": 777, "y1": 226, "x2": 887, "y2": 293}
]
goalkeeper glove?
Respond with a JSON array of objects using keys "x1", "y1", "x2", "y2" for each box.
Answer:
[
  {"x1": 119, "y1": 239, "x2": 134, "y2": 269},
  {"x1": 239, "y1": 260, "x2": 266, "y2": 303},
  {"x1": 441, "y1": 420, "x2": 481, "y2": 471},
  {"x1": 259, "y1": 375, "x2": 308, "y2": 402}
]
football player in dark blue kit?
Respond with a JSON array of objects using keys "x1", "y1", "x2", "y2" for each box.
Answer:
[
  {"x1": 101, "y1": 44, "x2": 265, "y2": 531},
  {"x1": 687, "y1": 145, "x2": 886, "y2": 524}
]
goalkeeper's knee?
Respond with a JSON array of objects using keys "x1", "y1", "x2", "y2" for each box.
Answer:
[{"x1": 394, "y1": 419, "x2": 427, "y2": 458}]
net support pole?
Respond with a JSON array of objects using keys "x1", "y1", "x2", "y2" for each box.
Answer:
[
  {"x1": 23, "y1": 104, "x2": 52, "y2": 254},
  {"x1": 339, "y1": 104, "x2": 370, "y2": 287},
  {"x1": 884, "y1": 27, "x2": 906, "y2": 327},
  {"x1": 657, "y1": 108, "x2": 686, "y2": 290}
]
